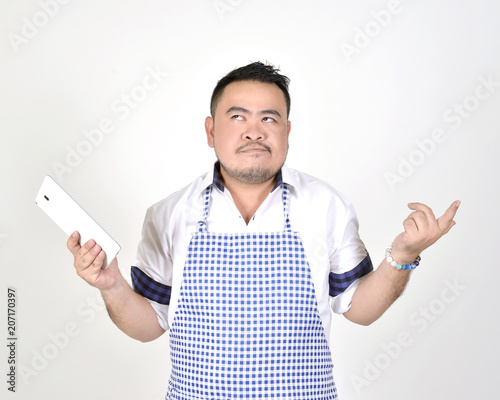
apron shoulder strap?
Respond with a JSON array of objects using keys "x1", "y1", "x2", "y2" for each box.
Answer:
[
  {"x1": 282, "y1": 183, "x2": 292, "y2": 232},
  {"x1": 198, "y1": 186, "x2": 211, "y2": 233},
  {"x1": 199, "y1": 182, "x2": 292, "y2": 233}
]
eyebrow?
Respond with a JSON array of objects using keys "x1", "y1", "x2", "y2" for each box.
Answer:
[{"x1": 226, "y1": 106, "x2": 282, "y2": 118}]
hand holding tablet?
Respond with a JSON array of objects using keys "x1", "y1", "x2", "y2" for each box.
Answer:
[{"x1": 35, "y1": 176, "x2": 121, "y2": 269}]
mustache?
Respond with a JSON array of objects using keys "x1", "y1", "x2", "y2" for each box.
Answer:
[{"x1": 236, "y1": 142, "x2": 271, "y2": 153}]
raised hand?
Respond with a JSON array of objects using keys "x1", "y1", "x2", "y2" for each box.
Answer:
[{"x1": 391, "y1": 200, "x2": 461, "y2": 264}]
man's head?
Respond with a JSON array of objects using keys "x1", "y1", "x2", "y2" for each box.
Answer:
[
  {"x1": 205, "y1": 62, "x2": 292, "y2": 187},
  {"x1": 210, "y1": 61, "x2": 291, "y2": 118}
]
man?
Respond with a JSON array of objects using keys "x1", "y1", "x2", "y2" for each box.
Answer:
[{"x1": 68, "y1": 62, "x2": 460, "y2": 399}]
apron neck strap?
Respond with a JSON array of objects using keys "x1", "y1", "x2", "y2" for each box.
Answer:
[
  {"x1": 198, "y1": 182, "x2": 292, "y2": 233},
  {"x1": 198, "y1": 186, "x2": 212, "y2": 233},
  {"x1": 282, "y1": 183, "x2": 292, "y2": 232}
]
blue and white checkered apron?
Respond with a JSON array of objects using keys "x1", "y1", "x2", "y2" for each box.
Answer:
[{"x1": 166, "y1": 183, "x2": 338, "y2": 399}]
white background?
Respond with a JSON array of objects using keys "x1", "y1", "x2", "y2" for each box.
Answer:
[{"x1": 1, "y1": 0, "x2": 499, "y2": 399}]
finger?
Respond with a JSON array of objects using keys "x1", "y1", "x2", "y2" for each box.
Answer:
[
  {"x1": 440, "y1": 220, "x2": 456, "y2": 236},
  {"x1": 402, "y1": 215, "x2": 419, "y2": 235},
  {"x1": 77, "y1": 238, "x2": 96, "y2": 259},
  {"x1": 408, "y1": 202, "x2": 436, "y2": 222},
  {"x1": 402, "y1": 218, "x2": 415, "y2": 234},
  {"x1": 75, "y1": 239, "x2": 100, "y2": 271},
  {"x1": 86, "y1": 248, "x2": 106, "y2": 272},
  {"x1": 436, "y1": 200, "x2": 461, "y2": 233},
  {"x1": 405, "y1": 210, "x2": 429, "y2": 232},
  {"x1": 76, "y1": 247, "x2": 106, "y2": 277},
  {"x1": 67, "y1": 231, "x2": 81, "y2": 255}
]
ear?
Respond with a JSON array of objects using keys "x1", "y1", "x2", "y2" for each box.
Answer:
[
  {"x1": 205, "y1": 116, "x2": 214, "y2": 148},
  {"x1": 287, "y1": 120, "x2": 291, "y2": 150}
]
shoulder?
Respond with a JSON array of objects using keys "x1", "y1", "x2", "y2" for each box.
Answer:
[
  {"x1": 145, "y1": 171, "x2": 209, "y2": 225},
  {"x1": 283, "y1": 165, "x2": 353, "y2": 210}
]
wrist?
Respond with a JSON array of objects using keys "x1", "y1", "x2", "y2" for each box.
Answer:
[
  {"x1": 386, "y1": 243, "x2": 421, "y2": 271},
  {"x1": 100, "y1": 273, "x2": 128, "y2": 299}
]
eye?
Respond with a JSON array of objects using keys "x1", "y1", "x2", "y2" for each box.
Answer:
[
  {"x1": 262, "y1": 116, "x2": 275, "y2": 122},
  {"x1": 231, "y1": 115, "x2": 244, "y2": 120}
]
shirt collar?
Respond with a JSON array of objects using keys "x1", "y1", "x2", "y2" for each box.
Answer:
[{"x1": 208, "y1": 161, "x2": 285, "y2": 193}]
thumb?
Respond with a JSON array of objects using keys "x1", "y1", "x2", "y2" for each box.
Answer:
[
  {"x1": 67, "y1": 231, "x2": 81, "y2": 255},
  {"x1": 437, "y1": 200, "x2": 460, "y2": 233}
]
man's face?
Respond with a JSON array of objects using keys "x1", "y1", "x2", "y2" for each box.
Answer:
[{"x1": 205, "y1": 80, "x2": 291, "y2": 186}]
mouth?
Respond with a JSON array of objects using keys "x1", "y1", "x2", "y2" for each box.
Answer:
[
  {"x1": 240, "y1": 147, "x2": 268, "y2": 153},
  {"x1": 236, "y1": 143, "x2": 271, "y2": 154}
]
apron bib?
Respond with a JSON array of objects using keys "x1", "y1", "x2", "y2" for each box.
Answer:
[{"x1": 166, "y1": 184, "x2": 338, "y2": 399}]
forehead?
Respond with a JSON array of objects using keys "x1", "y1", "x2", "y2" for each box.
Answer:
[{"x1": 216, "y1": 80, "x2": 287, "y2": 113}]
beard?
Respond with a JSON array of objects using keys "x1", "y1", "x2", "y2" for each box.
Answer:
[
  {"x1": 215, "y1": 140, "x2": 287, "y2": 185},
  {"x1": 218, "y1": 161, "x2": 279, "y2": 185}
]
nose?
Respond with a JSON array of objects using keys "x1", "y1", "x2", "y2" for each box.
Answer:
[
  {"x1": 243, "y1": 120, "x2": 263, "y2": 141},
  {"x1": 245, "y1": 132, "x2": 262, "y2": 141}
]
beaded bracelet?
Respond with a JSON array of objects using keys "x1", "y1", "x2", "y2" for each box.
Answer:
[{"x1": 385, "y1": 243, "x2": 421, "y2": 270}]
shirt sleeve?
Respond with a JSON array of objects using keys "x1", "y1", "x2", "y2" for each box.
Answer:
[
  {"x1": 328, "y1": 203, "x2": 373, "y2": 314},
  {"x1": 130, "y1": 205, "x2": 172, "y2": 330}
]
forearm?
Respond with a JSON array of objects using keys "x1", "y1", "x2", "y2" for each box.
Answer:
[
  {"x1": 343, "y1": 258, "x2": 411, "y2": 325},
  {"x1": 100, "y1": 275, "x2": 165, "y2": 342},
  {"x1": 342, "y1": 200, "x2": 460, "y2": 326}
]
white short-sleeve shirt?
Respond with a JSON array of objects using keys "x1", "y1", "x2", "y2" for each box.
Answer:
[{"x1": 132, "y1": 164, "x2": 373, "y2": 341}]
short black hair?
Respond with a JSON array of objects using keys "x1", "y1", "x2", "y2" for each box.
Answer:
[{"x1": 210, "y1": 61, "x2": 291, "y2": 118}]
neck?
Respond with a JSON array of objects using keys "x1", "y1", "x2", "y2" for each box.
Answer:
[{"x1": 221, "y1": 170, "x2": 276, "y2": 225}]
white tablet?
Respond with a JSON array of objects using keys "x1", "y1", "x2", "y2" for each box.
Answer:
[{"x1": 35, "y1": 176, "x2": 121, "y2": 269}]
